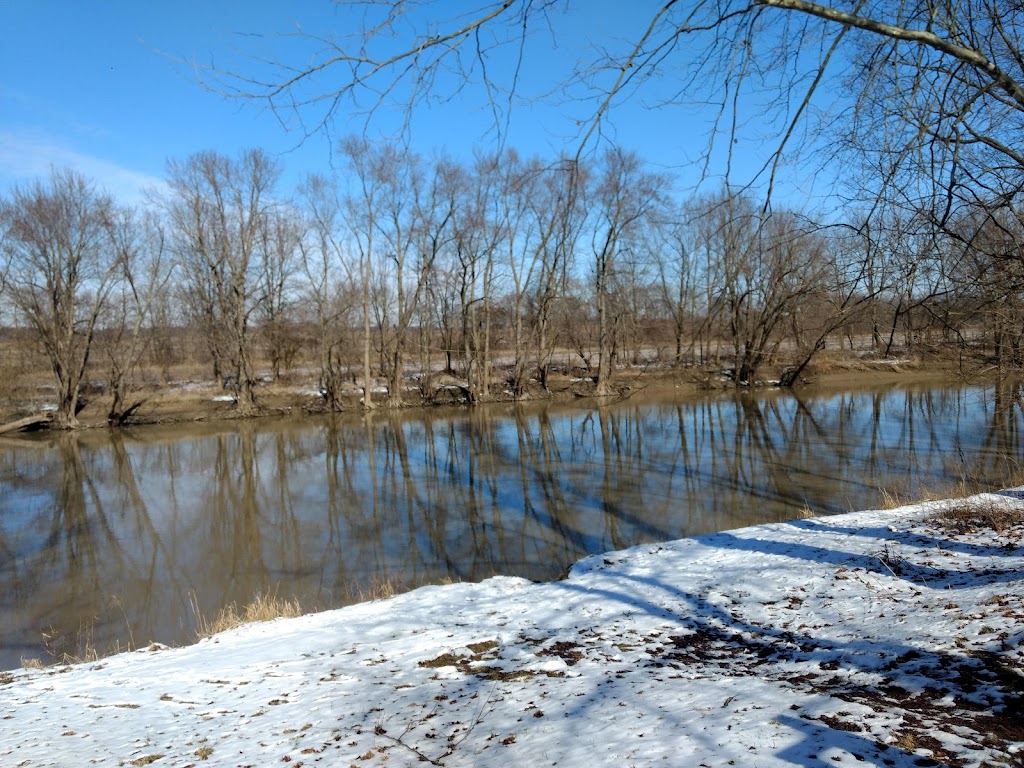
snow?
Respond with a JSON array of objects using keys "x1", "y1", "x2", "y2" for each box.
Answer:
[{"x1": 2, "y1": 491, "x2": 1023, "y2": 767}]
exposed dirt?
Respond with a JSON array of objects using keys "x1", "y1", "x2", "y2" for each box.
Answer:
[{"x1": 0, "y1": 352, "x2": 976, "y2": 436}]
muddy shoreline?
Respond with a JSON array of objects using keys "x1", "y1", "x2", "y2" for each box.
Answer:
[{"x1": 0, "y1": 353, "x2": 989, "y2": 435}]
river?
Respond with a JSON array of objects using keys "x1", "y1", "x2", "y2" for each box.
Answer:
[{"x1": 1, "y1": 380, "x2": 1021, "y2": 670}]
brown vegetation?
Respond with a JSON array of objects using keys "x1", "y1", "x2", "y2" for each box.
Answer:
[
  {"x1": 190, "y1": 590, "x2": 305, "y2": 640},
  {"x1": 931, "y1": 500, "x2": 1024, "y2": 534},
  {"x1": 0, "y1": 338, "x2": 971, "y2": 433}
]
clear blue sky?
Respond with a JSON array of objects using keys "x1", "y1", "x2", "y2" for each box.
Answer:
[{"x1": 0, "y1": 1, "x2": 833, "y2": 206}]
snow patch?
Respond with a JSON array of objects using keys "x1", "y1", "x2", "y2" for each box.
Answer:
[{"x1": 2, "y1": 492, "x2": 1022, "y2": 767}]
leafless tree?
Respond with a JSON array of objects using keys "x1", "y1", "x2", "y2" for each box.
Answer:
[
  {"x1": 589, "y1": 148, "x2": 667, "y2": 395},
  {"x1": 409, "y1": 157, "x2": 460, "y2": 400},
  {"x1": 692, "y1": 192, "x2": 830, "y2": 385},
  {"x1": 345, "y1": 141, "x2": 457, "y2": 406},
  {"x1": 653, "y1": 208, "x2": 709, "y2": 367},
  {"x1": 257, "y1": 209, "x2": 302, "y2": 381},
  {"x1": 165, "y1": 149, "x2": 281, "y2": 413},
  {"x1": 495, "y1": 151, "x2": 544, "y2": 398},
  {"x1": 340, "y1": 136, "x2": 396, "y2": 409},
  {"x1": 102, "y1": 209, "x2": 173, "y2": 424},
  {"x1": 209, "y1": 1, "x2": 1024, "y2": 252},
  {"x1": 0, "y1": 169, "x2": 124, "y2": 428},
  {"x1": 932, "y1": 203, "x2": 1024, "y2": 368},
  {"x1": 974, "y1": 215, "x2": 1024, "y2": 368},
  {"x1": 449, "y1": 154, "x2": 503, "y2": 401},
  {"x1": 776, "y1": 223, "x2": 884, "y2": 386},
  {"x1": 299, "y1": 173, "x2": 356, "y2": 409},
  {"x1": 529, "y1": 157, "x2": 587, "y2": 393}
]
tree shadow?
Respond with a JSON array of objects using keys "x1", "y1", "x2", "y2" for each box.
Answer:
[
  {"x1": 540, "y1": 536, "x2": 1024, "y2": 764},
  {"x1": 706, "y1": 528, "x2": 1023, "y2": 588},
  {"x1": 787, "y1": 515, "x2": 1023, "y2": 560},
  {"x1": 772, "y1": 714, "x2": 923, "y2": 767}
]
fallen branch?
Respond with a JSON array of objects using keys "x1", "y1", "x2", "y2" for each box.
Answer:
[{"x1": 0, "y1": 413, "x2": 53, "y2": 435}]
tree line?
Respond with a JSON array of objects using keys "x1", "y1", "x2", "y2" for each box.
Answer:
[{"x1": 0, "y1": 141, "x2": 1018, "y2": 428}]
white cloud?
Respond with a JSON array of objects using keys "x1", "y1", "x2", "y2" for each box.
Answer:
[{"x1": 0, "y1": 129, "x2": 167, "y2": 204}]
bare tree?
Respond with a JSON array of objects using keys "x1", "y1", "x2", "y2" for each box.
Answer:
[
  {"x1": 654, "y1": 209, "x2": 708, "y2": 367},
  {"x1": 448, "y1": 154, "x2": 502, "y2": 401},
  {"x1": 210, "y1": 2, "x2": 1024, "y2": 237},
  {"x1": 102, "y1": 209, "x2": 173, "y2": 424},
  {"x1": 496, "y1": 151, "x2": 544, "y2": 399},
  {"x1": 299, "y1": 173, "x2": 357, "y2": 409},
  {"x1": 257, "y1": 209, "x2": 301, "y2": 381},
  {"x1": 0, "y1": 169, "x2": 124, "y2": 428},
  {"x1": 777, "y1": 223, "x2": 882, "y2": 386},
  {"x1": 165, "y1": 149, "x2": 281, "y2": 413},
  {"x1": 145, "y1": 267, "x2": 183, "y2": 385},
  {"x1": 339, "y1": 136, "x2": 397, "y2": 410},
  {"x1": 187, "y1": 1, "x2": 1024, "y2": 392},
  {"x1": 926, "y1": 202, "x2": 1024, "y2": 368},
  {"x1": 206, "y1": 2, "x2": 848, "y2": 194},
  {"x1": 343, "y1": 140, "x2": 458, "y2": 407},
  {"x1": 973, "y1": 214, "x2": 1024, "y2": 369},
  {"x1": 589, "y1": 148, "x2": 666, "y2": 396},
  {"x1": 529, "y1": 157, "x2": 586, "y2": 393},
  {"x1": 770, "y1": 0, "x2": 1024, "y2": 195},
  {"x1": 692, "y1": 192, "x2": 830, "y2": 385},
  {"x1": 410, "y1": 158, "x2": 460, "y2": 399}
]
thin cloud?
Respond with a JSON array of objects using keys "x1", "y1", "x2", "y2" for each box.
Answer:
[{"x1": 0, "y1": 129, "x2": 167, "y2": 204}]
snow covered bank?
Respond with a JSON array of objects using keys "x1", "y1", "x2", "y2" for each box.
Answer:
[{"x1": 2, "y1": 493, "x2": 1023, "y2": 768}]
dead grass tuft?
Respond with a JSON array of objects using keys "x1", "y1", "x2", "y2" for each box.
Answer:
[
  {"x1": 128, "y1": 755, "x2": 165, "y2": 766},
  {"x1": 930, "y1": 500, "x2": 1024, "y2": 534},
  {"x1": 350, "y1": 575, "x2": 406, "y2": 603},
  {"x1": 38, "y1": 623, "x2": 111, "y2": 667},
  {"x1": 345, "y1": 574, "x2": 460, "y2": 605},
  {"x1": 794, "y1": 505, "x2": 817, "y2": 520},
  {"x1": 878, "y1": 481, "x2": 971, "y2": 510},
  {"x1": 895, "y1": 732, "x2": 917, "y2": 752},
  {"x1": 191, "y1": 590, "x2": 304, "y2": 639}
]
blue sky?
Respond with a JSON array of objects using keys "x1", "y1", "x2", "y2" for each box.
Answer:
[
  {"x1": 0, "y1": 1, "x2": 835, "y2": 207},
  {"x1": 1, "y1": 1, "x2": 337, "y2": 201}
]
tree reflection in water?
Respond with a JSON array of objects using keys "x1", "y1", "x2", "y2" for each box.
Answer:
[{"x1": 1, "y1": 382, "x2": 1021, "y2": 669}]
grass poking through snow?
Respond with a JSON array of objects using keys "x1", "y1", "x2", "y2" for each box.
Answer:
[
  {"x1": 191, "y1": 591, "x2": 305, "y2": 639},
  {"x1": 930, "y1": 499, "x2": 1024, "y2": 533}
]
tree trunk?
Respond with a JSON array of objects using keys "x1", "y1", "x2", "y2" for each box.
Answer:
[{"x1": 595, "y1": 284, "x2": 613, "y2": 396}]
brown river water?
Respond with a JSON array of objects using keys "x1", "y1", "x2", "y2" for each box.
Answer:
[{"x1": 1, "y1": 381, "x2": 1022, "y2": 670}]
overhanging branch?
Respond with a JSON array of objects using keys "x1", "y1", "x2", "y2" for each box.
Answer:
[{"x1": 758, "y1": 0, "x2": 1024, "y2": 110}]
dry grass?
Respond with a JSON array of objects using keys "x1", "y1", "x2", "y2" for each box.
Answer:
[
  {"x1": 800, "y1": 350, "x2": 875, "y2": 377},
  {"x1": 346, "y1": 575, "x2": 407, "y2": 603},
  {"x1": 794, "y1": 505, "x2": 817, "y2": 520},
  {"x1": 189, "y1": 577, "x2": 461, "y2": 642},
  {"x1": 877, "y1": 456, "x2": 1024, "y2": 511},
  {"x1": 878, "y1": 483, "x2": 965, "y2": 510},
  {"x1": 17, "y1": 596, "x2": 139, "y2": 668},
  {"x1": 34, "y1": 623, "x2": 112, "y2": 667},
  {"x1": 930, "y1": 500, "x2": 1024, "y2": 534},
  {"x1": 895, "y1": 732, "x2": 917, "y2": 752},
  {"x1": 344, "y1": 574, "x2": 462, "y2": 605},
  {"x1": 191, "y1": 590, "x2": 305, "y2": 639}
]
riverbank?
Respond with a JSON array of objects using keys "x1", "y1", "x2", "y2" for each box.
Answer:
[
  {"x1": 2, "y1": 491, "x2": 1022, "y2": 767},
  {"x1": 0, "y1": 351, "x2": 974, "y2": 433}
]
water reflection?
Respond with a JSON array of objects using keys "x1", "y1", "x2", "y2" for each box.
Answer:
[{"x1": 1, "y1": 382, "x2": 1022, "y2": 669}]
